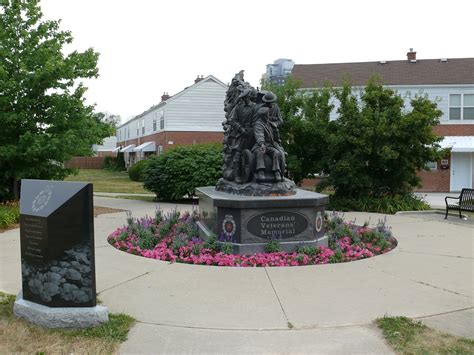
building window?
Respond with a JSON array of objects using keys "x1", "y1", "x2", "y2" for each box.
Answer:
[
  {"x1": 153, "y1": 118, "x2": 157, "y2": 131},
  {"x1": 142, "y1": 119, "x2": 145, "y2": 134},
  {"x1": 160, "y1": 115, "x2": 164, "y2": 130},
  {"x1": 425, "y1": 161, "x2": 437, "y2": 170},
  {"x1": 137, "y1": 121, "x2": 139, "y2": 136},
  {"x1": 127, "y1": 127, "x2": 130, "y2": 138},
  {"x1": 158, "y1": 145, "x2": 163, "y2": 155},
  {"x1": 449, "y1": 94, "x2": 474, "y2": 120}
]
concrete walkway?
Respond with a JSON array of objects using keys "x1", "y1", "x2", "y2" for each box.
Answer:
[
  {"x1": 1, "y1": 196, "x2": 473, "y2": 354},
  {"x1": 415, "y1": 191, "x2": 461, "y2": 209}
]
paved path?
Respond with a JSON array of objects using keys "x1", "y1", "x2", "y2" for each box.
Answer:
[
  {"x1": 415, "y1": 192, "x2": 460, "y2": 209},
  {"x1": 1, "y1": 196, "x2": 472, "y2": 354}
]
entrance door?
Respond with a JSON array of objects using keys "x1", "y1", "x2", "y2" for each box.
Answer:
[{"x1": 450, "y1": 153, "x2": 472, "y2": 191}]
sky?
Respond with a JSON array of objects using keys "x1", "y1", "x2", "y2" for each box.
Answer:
[{"x1": 40, "y1": 0, "x2": 473, "y2": 123}]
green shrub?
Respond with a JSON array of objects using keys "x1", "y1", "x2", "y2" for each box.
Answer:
[
  {"x1": 102, "y1": 156, "x2": 116, "y2": 169},
  {"x1": 295, "y1": 245, "x2": 319, "y2": 256},
  {"x1": 128, "y1": 159, "x2": 150, "y2": 182},
  {"x1": 144, "y1": 143, "x2": 222, "y2": 200},
  {"x1": 264, "y1": 240, "x2": 282, "y2": 253},
  {"x1": 219, "y1": 243, "x2": 234, "y2": 255},
  {"x1": 328, "y1": 194, "x2": 429, "y2": 214},
  {"x1": 203, "y1": 233, "x2": 219, "y2": 252},
  {"x1": 0, "y1": 201, "x2": 20, "y2": 228}
]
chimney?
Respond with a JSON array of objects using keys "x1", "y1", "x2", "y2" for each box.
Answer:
[
  {"x1": 161, "y1": 92, "x2": 170, "y2": 102},
  {"x1": 195, "y1": 75, "x2": 204, "y2": 83},
  {"x1": 407, "y1": 48, "x2": 417, "y2": 62}
]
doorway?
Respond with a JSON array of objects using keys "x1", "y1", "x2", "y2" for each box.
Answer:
[{"x1": 450, "y1": 153, "x2": 472, "y2": 191}]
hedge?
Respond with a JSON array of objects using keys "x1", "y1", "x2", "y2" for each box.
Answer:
[{"x1": 143, "y1": 144, "x2": 222, "y2": 200}]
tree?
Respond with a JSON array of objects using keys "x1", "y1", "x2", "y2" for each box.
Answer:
[
  {"x1": 265, "y1": 77, "x2": 446, "y2": 199},
  {"x1": 0, "y1": 0, "x2": 114, "y2": 200},
  {"x1": 97, "y1": 111, "x2": 121, "y2": 129},
  {"x1": 263, "y1": 78, "x2": 332, "y2": 183},
  {"x1": 323, "y1": 79, "x2": 446, "y2": 198}
]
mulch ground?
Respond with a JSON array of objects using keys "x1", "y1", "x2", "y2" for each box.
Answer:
[
  {"x1": 0, "y1": 224, "x2": 19, "y2": 234},
  {"x1": 93, "y1": 206, "x2": 125, "y2": 217}
]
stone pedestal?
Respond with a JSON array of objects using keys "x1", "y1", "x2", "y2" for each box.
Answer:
[
  {"x1": 196, "y1": 187, "x2": 329, "y2": 254},
  {"x1": 14, "y1": 292, "x2": 108, "y2": 328}
]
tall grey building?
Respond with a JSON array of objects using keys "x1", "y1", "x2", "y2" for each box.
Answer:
[{"x1": 264, "y1": 58, "x2": 295, "y2": 85}]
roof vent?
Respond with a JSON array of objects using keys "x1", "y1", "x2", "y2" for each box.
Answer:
[
  {"x1": 379, "y1": 60, "x2": 387, "y2": 64},
  {"x1": 440, "y1": 58, "x2": 448, "y2": 63}
]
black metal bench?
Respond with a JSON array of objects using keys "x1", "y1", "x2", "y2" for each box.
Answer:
[{"x1": 445, "y1": 188, "x2": 474, "y2": 219}]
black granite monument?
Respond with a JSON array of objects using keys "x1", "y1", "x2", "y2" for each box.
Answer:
[
  {"x1": 19, "y1": 179, "x2": 96, "y2": 308},
  {"x1": 197, "y1": 71, "x2": 329, "y2": 254}
]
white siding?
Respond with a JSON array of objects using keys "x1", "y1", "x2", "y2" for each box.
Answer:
[
  {"x1": 325, "y1": 85, "x2": 474, "y2": 121},
  {"x1": 165, "y1": 78, "x2": 226, "y2": 132},
  {"x1": 116, "y1": 77, "x2": 226, "y2": 143},
  {"x1": 93, "y1": 136, "x2": 117, "y2": 151}
]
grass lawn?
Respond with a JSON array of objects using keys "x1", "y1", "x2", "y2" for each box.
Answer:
[
  {"x1": 65, "y1": 169, "x2": 149, "y2": 194},
  {"x1": 377, "y1": 316, "x2": 474, "y2": 354},
  {"x1": 0, "y1": 292, "x2": 135, "y2": 353},
  {"x1": 0, "y1": 201, "x2": 19, "y2": 230}
]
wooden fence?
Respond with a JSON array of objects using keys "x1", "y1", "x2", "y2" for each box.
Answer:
[{"x1": 65, "y1": 157, "x2": 105, "y2": 169}]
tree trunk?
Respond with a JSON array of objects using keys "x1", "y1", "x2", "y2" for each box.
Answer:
[{"x1": 12, "y1": 178, "x2": 21, "y2": 201}]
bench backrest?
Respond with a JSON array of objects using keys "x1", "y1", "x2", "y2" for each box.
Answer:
[{"x1": 460, "y1": 188, "x2": 474, "y2": 205}]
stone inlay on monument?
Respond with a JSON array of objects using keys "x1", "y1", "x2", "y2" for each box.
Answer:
[
  {"x1": 14, "y1": 179, "x2": 108, "y2": 328},
  {"x1": 197, "y1": 71, "x2": 329, "y2": 254}
]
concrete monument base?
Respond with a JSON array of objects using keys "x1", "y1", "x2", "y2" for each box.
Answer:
[
  {"x1": 14, "y1": 291, "x2": 109, "y2": 328},
  {"x1": 196, "y1": 187, "x2": 329, "y2": 254}
]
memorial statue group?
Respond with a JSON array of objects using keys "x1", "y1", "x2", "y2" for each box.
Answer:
[{"x1": 222, "y1": 71, "x2": 287, "y2": 184}]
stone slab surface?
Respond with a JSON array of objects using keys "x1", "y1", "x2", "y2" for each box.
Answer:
[
  {"x1": 13, "y1": 292, "x2": 108, "y2": 328},
  {"x1": 0, "y1": 228, "x2": 21, "y2": 294},
  {"x1": 1, "y1": 197, "x2": 473, "y2": 351},
  {"x1": 99, "y1": 262, "x2": 288, "y2": 330},
  {"x1": 419, "y1": 308, "x2": 474, "y2": 339},
  {"x1": 265, "y1": 258, "x2": 472, "y2": 328},
  {"x1": 197, "y1": 186, "x2": 329, "y2": 208},
  {"x1": 120, "y1": 322, "x2": 394, "y2": 354},
  {"x1": 365, "y1": 249, "x2": 474, "y2": 298}
]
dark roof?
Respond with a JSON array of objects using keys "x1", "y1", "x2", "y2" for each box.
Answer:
[{"x1": 291, "y1": 58, "x2": 474, "y2": 88}]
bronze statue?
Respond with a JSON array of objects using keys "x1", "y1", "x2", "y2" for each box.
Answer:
[
  {"x1": 217, "y1": 71, "x2": 296, "y2": 196},
  {"x1": 252, "y1": 107, "x2": 285, "y2": 182}
]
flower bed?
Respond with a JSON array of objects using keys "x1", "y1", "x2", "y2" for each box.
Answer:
[{"x1": 107, "y1": 210, "x2": 397, "y2": 267}]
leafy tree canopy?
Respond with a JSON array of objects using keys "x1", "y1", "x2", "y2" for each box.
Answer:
[
  {"x1": 264, "y1": 78, "x2": 447, "y2": 197},
  {"x1": 263, "y1": 77, "x2": 333, "y2": 183},
  {"x1": 324, "y1": 79, "x2": 446, "y2": 197},
  {"x1": 0, "y1": 0, "x2": 114, "y2": 200}
]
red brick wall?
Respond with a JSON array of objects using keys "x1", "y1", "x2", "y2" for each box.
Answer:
[
  {"x1": 415, "y1": 155, "x2": 451, "y2": 192},
  {"x1": 65, "y1": 157, "x2": 105, "y2": 169},
  {"x1": 117, "y1": 131, "x2": 223, "y2": 152},
  {"x1": 299, "y1": 177, "x2": 326, "y2": 190},
  {"x1": 164, "y1": 132, "x2": 223, "y2": 151},
  {"x1": 416, "y1": 169, "x2": 450, "y2": 192},
  {"x1": 434, "y1": 124, "x2": 474, "y2": 136},
  {"x1": 96, "y1": 151, "x2": 116, "y2": 158},
  {"x1": 417, "y1": 124, "x2": 474, "y2": 192},
  {"x1": 117, "y1": 138, "x2": 139, "y2": 148}
]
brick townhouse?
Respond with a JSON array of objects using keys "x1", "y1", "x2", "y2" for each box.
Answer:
[
  {"x1": 291, "y1": 50, "x2": 474, "y2": 192},
  {"x1": 116, "y1": 75, "x2": 227, "y2": 168}
]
